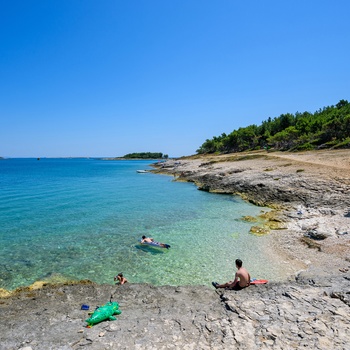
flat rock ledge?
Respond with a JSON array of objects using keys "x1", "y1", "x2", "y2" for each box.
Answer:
[
  {"x1": 1, "y1": 274, "x2": 350, "y2": 350},
  {"x1": 152, "y1": 156, "x2": 350, "y2": 210}
]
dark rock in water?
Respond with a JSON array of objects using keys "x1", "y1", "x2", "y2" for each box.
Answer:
[{"x1": 305, "y1": 229, "x2": 331, "y2": 240}]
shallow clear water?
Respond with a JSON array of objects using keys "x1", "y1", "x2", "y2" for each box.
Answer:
[{"x1": 0, "y1": 158, "x2": 287, "y2": 290}]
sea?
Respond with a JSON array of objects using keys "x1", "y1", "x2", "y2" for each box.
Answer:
[{"x1": 0, "y1": 158, "x2": 291, "y2": 291}]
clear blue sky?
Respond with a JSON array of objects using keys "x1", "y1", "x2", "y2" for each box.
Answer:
[{"x1": 1, "y1": 1, "x2": 349, "y2": 158}]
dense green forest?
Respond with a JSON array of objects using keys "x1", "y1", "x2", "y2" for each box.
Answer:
[
  {"x1": 197, "y1": 100, "x2": 350, "y2": 154},
  {"x1": 123, "y1": 152, "x2": 168, "y2": 159}
]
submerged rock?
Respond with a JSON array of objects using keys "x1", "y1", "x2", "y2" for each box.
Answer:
[{"x1": 249, "y1": 225, "x2": 270, "y2": 236}]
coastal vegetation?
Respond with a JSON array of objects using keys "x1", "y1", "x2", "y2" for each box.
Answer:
[
  {"x1": 122, "y1": 152, "x2": 168, "y2": 159},
  {"x1": 197, "y1": 99, "x2": 350, "y2": 154}
]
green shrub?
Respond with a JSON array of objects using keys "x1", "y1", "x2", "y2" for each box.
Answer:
[
  {"x1": 296, "y1": 143, "x2": 314, "y2": 151},
  {"x1": 333, "y1": 138, "x2": 350, "y2": 149}
]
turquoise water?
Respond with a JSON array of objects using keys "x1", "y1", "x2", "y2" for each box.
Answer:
[{"x1": 0, "y1": 158, "x2": 287, "y2": 291}]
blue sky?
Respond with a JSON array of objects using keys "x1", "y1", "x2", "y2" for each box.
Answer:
[{"x1": 1, "y1": 1, "x2": 349, "y2": 158}]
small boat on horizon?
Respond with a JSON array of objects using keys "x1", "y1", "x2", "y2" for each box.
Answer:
[{"x1": 136, "y1": 170, "x2": 149, "y2": 173}]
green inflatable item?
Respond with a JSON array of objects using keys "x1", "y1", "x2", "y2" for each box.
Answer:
[{"x1": 85, "y1": 301, "x2": 121, "y2": 327}]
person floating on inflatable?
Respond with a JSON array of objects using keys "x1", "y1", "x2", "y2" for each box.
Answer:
[
  {"x1": 114, "y1": 272, "x2": 128, "y2": 285},
  {"x1": 141, "y1": 235, "x2": 170, "y2": 249},
  {"x1": 212, "y1": 258, "x2": 251, "y2": 291}
]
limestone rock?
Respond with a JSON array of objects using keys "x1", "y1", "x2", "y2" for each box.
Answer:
[{"x1": 1, "y1": 272, "x2": 350, "y2": 349}]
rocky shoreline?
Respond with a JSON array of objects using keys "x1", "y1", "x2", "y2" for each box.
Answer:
[
  {"x1": 1, "y1": 150, "x2": 350, "y2": 349},
  {"x1": 1, "y1": 274, "x2": 350, "y2": 350},
  {"x1": 152, "y1": 150, "x2": 350, "y2": 277}
]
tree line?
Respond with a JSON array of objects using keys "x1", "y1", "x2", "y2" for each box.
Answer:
[{"x1": 197, "y1": 99, "x2": 350, "y2": 154}]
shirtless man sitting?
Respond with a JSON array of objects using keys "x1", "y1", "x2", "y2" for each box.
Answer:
[{"x1": 212, "y1": 259, "x2": 250, "y2": 290}]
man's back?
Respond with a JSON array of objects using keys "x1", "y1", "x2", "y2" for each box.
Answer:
[{"x1": 236, "y1": 267, "x2": 250, "y2": 287}]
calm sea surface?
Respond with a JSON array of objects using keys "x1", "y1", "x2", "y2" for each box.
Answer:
[{"x1": 0, "y1": 158, "x2": 289, "y2": 290}]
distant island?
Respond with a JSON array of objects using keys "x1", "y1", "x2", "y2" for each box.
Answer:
[
  {"x1": 103, "y1": 152, "x2": 169, "y2": 160},
  {"x1": 123, "y1": 152, "x2": 168, "y2": 159}
]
